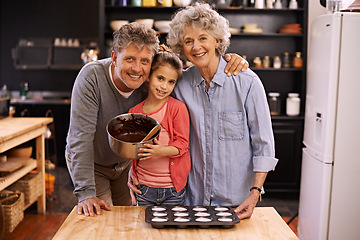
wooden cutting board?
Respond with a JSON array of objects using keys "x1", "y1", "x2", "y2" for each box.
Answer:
[{"x1": 0, "y1": 157, "x2": 31, "y2": 173}]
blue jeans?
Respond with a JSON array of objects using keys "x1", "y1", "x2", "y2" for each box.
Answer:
[{"x1": 134, "y1": 184, "x2": 186, "y2": 206}]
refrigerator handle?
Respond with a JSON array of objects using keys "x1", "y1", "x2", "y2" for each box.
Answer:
[{"x1": 315, "y1": 112, "x2": 323, "y2": 144}]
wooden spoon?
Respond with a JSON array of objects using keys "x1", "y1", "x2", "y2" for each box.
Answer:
[{"x1": 140, "y1": 125, "x2": 161, "y2": 143}]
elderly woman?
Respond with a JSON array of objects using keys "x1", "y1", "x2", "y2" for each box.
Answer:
[{"x1": 167, "y1": 3, "x2": 278, "y2": 219}]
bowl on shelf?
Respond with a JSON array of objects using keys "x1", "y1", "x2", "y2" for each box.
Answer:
[
  {"x1": 242, "y1": 28, "x2": 263, "y2": 34},
  {"x1": 110, "y1": 20, "x2": 129, "y2": 31},
  {"x1": 154, "y1": 21, "x2": 171, "y2": 33},
  {"x1": 242, "y1": 23, "x2": 263, "y2": 34},
  {"x1": 229, "y1": 27, "x2": 240, "y2": 35},
  {"x1": 6, "y1": 146, "x2": 33, "y2": 158},
  {"x1": 243, "y1": 23, "x2": 258, "y2": 31},
  {"x1": 135, "y1": 19, "x2": 154, "y2": 29}
]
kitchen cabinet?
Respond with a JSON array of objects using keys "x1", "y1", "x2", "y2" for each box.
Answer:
[
  {"x1": 98, "y1": 1, "x2": 308, "y2": 193},
  {"x1": 0, "y1": 117, "x2": 53, "y2": 213},
  {"x1": 11, "y1": 100, "x2": 71, "y2": 167},
  {"x1": 11, "y1": 38, "x2": 98, "y2": 71},
  {"x1": 265, "y1": 116, "x2": 304, "y2": 194}
]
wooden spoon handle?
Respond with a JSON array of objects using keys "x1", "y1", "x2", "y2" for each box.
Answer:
[{"x1": 141, "y1": 125, "x2": 161, "y2": 143}]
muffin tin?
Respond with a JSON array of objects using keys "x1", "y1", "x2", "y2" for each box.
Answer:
[{"x1": 145, "y1": 206, "x2": 240, "y2": 228}]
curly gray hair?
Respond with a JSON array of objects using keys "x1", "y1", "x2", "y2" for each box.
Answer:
[
  {"x1": 112, "y1": 22, "x2": 159, "y2": 56},
  {"x1": 167, "y1": 2, "x2": 231, "y2": 61}
]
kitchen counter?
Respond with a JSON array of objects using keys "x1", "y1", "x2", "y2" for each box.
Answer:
[
  {"x1": 52, "y1": 206, "x2": 298, "y2": 240},
  {"x1": 11, "y1": 98, "x2": 70, "y2": 105}
]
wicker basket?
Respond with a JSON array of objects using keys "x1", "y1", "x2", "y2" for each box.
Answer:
[
  {"x1": 7, "y1": 172, "x2": 42, "y2": 206},
  {"x1": 0, "y1": 191, "x2": 24, "y2": 232}
]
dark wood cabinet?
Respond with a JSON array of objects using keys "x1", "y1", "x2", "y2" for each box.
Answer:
[{"x1": 265, "y1": 116, "x2": 304, "y2": 193}]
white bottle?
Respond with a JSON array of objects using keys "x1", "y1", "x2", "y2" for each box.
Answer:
[
  {"x1": 274, "y1": 0, "x2": 282, "y2": 9},
  {"x1": 255, "y1": 0, "x2": 265, "y2": 8},
  {"x1": 273, "y1": 56, "x2": 281, "y2": 69},
  {"x1": 289, "y1": 0, "x2": 298, "y2": 9},
  {"x1": 266, "y1": 0, "x2": 273, "y2": 8},
  {"x1": 286, "y1": 93, "x2": 300, "y2": 116},
  {"x1": 1, "y1": 84, "x2": 9, "y2": 98}
]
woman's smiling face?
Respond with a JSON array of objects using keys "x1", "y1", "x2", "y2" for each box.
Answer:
[{"x1": 182, "y1": 25, "x2": 220, "y2": 70}]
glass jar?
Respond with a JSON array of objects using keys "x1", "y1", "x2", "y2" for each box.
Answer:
[
  {"x1": 289, "y1": 0, "x2": 298, "y2": 9},
  {"x1": 292, "y1": 52, "x2": 303, "y2": 68},
  {"x1": 273, "y1": 56, "x2": 281, "y2": 69},
  {"x1": 282, "y1": 52, "x2": 291, "y2": 68},
  {"x1": 253, "y1": 57, "x2": 262, "y2": 68},
  {"x1": 263, "y1": 56, "x2": 270, "y2": 68},
  {"x1": 286, "y1": 93, "x2": 300, "y2": 116},
  {"x1": 268, "y1": 92, "x2": 281, "y2": 116}
]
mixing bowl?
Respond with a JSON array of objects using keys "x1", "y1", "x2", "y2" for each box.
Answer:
[{"x1": 107, "y1": 113, "x2": 160, "y2": 159}]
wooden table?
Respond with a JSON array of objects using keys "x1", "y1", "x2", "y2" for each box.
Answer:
[
  {"x1": 53, "y1": 206, "x2": 298, "y2": 240},
  {"x1": 0, "y1": 117, "x2": 53, "y2": 214}
]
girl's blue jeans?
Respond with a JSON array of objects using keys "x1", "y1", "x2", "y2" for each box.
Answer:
[{"x1": 134, "y1": 184, "x2": 186, "y2": 206}]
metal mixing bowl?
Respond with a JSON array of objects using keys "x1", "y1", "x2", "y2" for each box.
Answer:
[{"x1": 107, "y1": 113, "x2": 160, "y2": 159}]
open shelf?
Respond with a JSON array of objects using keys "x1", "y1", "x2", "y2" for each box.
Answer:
[{"x1": 0, "y1": 159, "x2": 36, "y2": 190}]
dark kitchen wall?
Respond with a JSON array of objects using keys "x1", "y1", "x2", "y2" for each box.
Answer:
[{"x1": 0, "y1": 0, "x2": 99, "y2": 92}]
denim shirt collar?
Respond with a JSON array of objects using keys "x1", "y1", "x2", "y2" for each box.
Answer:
[{"x1": 195, "y1": 56, "x2": 227, "y2": 87}]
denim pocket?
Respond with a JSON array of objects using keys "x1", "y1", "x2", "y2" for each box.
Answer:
[
  {"x1": 136, "y1": 184, "x2": 149, "y2": 196},
  {"x1": 169, "y1": 187, "x2": 186, "y2": 199},
  {"x1": 218, "y1": 111, "x2": 244, "y2": 140}
]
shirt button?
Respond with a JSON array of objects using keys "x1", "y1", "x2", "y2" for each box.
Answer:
[{"x1": 171, "y1": 162, "x2": 174, "y2": 165}]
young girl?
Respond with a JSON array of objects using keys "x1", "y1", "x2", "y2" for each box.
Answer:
[{"x1": 128, "y1": 45, "x2": 190, "y2": 206}]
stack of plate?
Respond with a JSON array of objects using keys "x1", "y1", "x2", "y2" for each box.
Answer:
[{"x1": 278, "y1": 24, "x2": 302, "y2": 34}]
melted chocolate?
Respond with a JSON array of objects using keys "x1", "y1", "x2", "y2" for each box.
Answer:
[{"x1": 109, "y1": 115, "x2": 156, "y2": 143}]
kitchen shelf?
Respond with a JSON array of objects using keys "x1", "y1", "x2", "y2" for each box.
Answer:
[
  {"x1": 232, "y1": 33, "x2": 304, "y2": 37},
  {"x1": 271, "y1": 115, "x2": 304, "y2": 120},
  {"x1": 0, "y1": 117, "x2": 53, "y2": 214},
  {"x1": 50, "y1": 64, "x2": 84, "y2": 70},
  {"x1": 0, "y1": 159, "x2": 36, "y2": 190},
  {"x1": 105, "y1": 6, "x2": 305, "y2": 12},
  {"x1": 252, "y1": 67, "x2": 303, "y2": 71}
]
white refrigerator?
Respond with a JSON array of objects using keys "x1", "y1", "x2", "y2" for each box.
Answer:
[{"x1": 298, "y1": 12, "x2": 360, "y2": 240}]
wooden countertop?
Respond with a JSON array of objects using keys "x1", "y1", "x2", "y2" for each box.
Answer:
[
  {"x1": 53, "y1": 206, "x2": 298, "y2": 240},
  {"x1": 0, "y1": 117, "x2": 53, "y2": 146}
]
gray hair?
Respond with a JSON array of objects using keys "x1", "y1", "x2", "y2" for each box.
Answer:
[
  {"x1": 167, "y1": 2, "x2": 231, "y2": 61},
  {"x1": 112, "y1": 22, "x2": 160, "y2": 56}
]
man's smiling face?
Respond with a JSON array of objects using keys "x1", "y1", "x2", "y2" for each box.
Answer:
[{"x1": 111, "y1": 43, "x2": 153, "y2": 92}]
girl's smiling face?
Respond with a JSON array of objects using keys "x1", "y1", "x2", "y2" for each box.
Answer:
[{"x1": 147, "y1": 64, "x2": 178, "y2": 101}]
